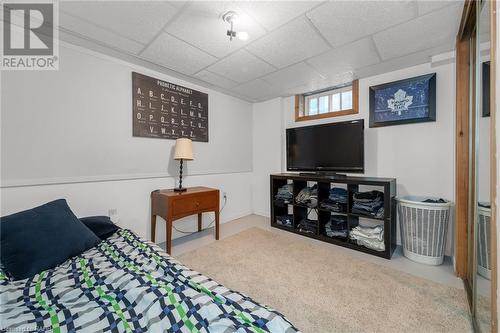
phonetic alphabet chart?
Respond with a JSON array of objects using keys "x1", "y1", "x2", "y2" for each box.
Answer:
[{"x1": 132, "y1": 72, "x2": 208, "y2": 142}]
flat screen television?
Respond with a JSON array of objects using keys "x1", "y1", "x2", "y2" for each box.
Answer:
[{"x1": 286, "y1": 119, "x2": 364, "y2": 173}]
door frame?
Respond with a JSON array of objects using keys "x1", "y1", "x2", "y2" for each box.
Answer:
[
  {"x1": 489, "y1": 1, "x2": 497, "y2": 331},
  {"x1": 455, "y1": 1, "x2": 497, "y2": 331},
  {"x1": 455, "y1": 0, "x2": 475, "y2": 281}
]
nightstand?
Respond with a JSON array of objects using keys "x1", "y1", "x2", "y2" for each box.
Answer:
[{"x1": 151, "y1": 186, "x2": 220, "y2": 254}]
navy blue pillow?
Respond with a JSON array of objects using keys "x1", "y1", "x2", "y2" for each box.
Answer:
[
  {"x1": 79, "y1": 216, "x2": 119, "y2": 240},
  {"x1": 0, "y1": 199, "x2": 100, "y2": 280}
]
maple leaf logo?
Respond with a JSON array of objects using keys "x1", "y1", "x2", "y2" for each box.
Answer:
[{"x1": 387, "y1": 89, "x2": 413, "y2": 116}]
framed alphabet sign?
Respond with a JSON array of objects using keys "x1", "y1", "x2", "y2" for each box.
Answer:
[
  {"x1": 369, "y1": 73, "x2": 436, "y2": 128},
  {"x1": 132, "y1": 72, "x2": 208, "y2": 142}
]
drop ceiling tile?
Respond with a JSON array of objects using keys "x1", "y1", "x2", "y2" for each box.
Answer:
[
  {"x1": 169, "y1": 1, "x2": 187, "y2": 9},
  {"x1": 307, "y1": 37, "x2": 381, "y2": 78},
  {"x1": 141, "y1": 33, "x2": 217, "y2": 75},
  {"x1": 307, "y1": 1, "x2": 418, "y2": 47},
  {"x1": 167, "y1": 1, "x2": 266, "y2": 58},
  {"x1": 373, "y1": 3, "x2": 462, "y2": 60},
  {"x1": 237, "y1": 1, "x2": 321, "y2": 31},
  {"x1": 246, "y1": 17, "x2": 330, "y2": 68},
  {"x1": 355, "y1": 44, "x2": 454, "y2": 79},
  {"x1": 60, "y1": 1, "x2": 180, "y2": 43},
  {"x1": 261, "y1": 62, "x2": 325, "y2": 91},
  {"x1": 231, "y1": 79, "x2": 283, "y2": 101},
  {"x1": 206, "y1": 49, "x2": 276, "y2": 83},
  {"x1": 60, "y1": 12, "x2": 144, "y2": 54},
  {"x1": 285, "y1": 79, "x2": 332, "y2": 95},
  {"x1": 193, "y1": 70, "x2": 239, "y2": 90},
  {"x1": 416, "y1": 0, "x2": 459, "y2": 16}
]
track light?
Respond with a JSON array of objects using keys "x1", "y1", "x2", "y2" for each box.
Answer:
[{"x1": 222, "y1": 11, "x2": 249, "y2": 42}]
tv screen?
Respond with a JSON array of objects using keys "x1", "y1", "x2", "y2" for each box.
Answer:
[{"x1": 286, "y1": 119, "x2": 364, "y2": 173}]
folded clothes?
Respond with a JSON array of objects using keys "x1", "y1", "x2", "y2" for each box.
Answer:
[
  {"x1": 352, "y1": 190, "x2": 384, "y2": 218},
  {"x1": 320, "y1": 187, "x2": 348, "y2": 212},
  {"x1": 325, "y1": 215, "x2": 348, "y2": 238},
  {"x1": 296, "y1": 185, "x2": 318, "y2": 208},
  {"x1": 275, "y1": 198, "x2": 291, "y2": 207},
  {"x1": 276, "y1": 214, "x2": 294, "y2": 228},
  {"x1": 351, "y1": 205, "x2": 384, "y2": 218},
  {"x1": 353, "y1": 199, "x2": 382, "y2": 209},
  {"x1": 353, "y1": 190, "x2": 384, "y2": 203},
  {"x1": 326, "y1": 230, "x2": 348, "y2": 238},
  {"x1": 350, "y1": 225, "x2": 384, "y2": 241},
  {"x1": 275, "y1": 184, "x2": 293, "y2": 201},
  {"x1": 329, "y1": 187, "x2": 348, "y2": 204},
  {"x1": 297, "y1": 218, "x2": 317, "y2": 234},
  {"x1": 353, "y1": 237, "x2": 385, "y2": 251},
  {"x1": 328, "y1": 215, "x2": 348, "y2": 230},
  {"x1": 320, "y1": 200, "x2": 347, "y2": 213},
  {"x1": 350, "y1": 225, "x2": 385, "y2": 251}
]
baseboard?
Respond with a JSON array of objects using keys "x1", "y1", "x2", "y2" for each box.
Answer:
[
  {"x1": 253, "y1": 210, "x2": 270, "y2": 218},
  {"x1": 221, "y1": 210, "x2": 254, "y2": 224}
]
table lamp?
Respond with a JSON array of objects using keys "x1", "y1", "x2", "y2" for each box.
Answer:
[{"x1": 173, "y1": 138, "x2": 193, "y2": 192}]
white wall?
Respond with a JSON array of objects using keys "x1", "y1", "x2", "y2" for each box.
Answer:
[
  {"x1": 1, "y1": 44, "x2": 252, "y2": 186},
  {"x1": 0, "y1": 43, "x2": 253, "y2": 243},
  {"x1": 251, "y1": 98, "x2": 283, "y2": 216},
  {"x1": 0, "y1": 172, "x2": 252, "y2": 244},
  {"x1": 252, "y1": 62, "x2": 456, "y2": 255}
]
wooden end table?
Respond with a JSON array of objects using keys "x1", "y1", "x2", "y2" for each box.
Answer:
[{"x1": 151, "y1": 186, "x2": 220, "y2": 254}]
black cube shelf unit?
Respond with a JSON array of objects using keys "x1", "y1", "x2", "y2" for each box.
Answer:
[{"x1": 270, "y1": 173, "x2": 397, "y2": 259}]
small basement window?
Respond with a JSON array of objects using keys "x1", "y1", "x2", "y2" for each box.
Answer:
[{"x1": 295, "y1": 80, "x2": 358, "y2": 122}]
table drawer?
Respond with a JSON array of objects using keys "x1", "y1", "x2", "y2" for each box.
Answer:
[{"x1": 172, "y1": 193, "x2": 217, "y2": 216}]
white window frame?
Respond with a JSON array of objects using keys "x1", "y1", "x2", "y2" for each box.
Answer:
[
  {"x1": 296, "y1": 80, "x2": 358, "y2": 122},
  {"x1": 305, "y1": 85, "x2": 353, "y2": 115}
]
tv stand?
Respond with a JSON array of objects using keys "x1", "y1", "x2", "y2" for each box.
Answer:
[{"x1": 270, "y1": 173, "x2": 397, "y2": 259}]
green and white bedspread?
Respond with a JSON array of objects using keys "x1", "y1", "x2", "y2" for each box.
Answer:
[{"x1": 0, "y1": 229, "x2": 298, "y2": 333}]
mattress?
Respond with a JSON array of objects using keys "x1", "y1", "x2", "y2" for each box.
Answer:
[{"x1": 0, "y1": 229, "x2": 298, "y2": 333}]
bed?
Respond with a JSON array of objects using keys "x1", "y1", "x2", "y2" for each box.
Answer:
[{"x1": 0, "y1": 228, "x2": 298, "y2": 333}]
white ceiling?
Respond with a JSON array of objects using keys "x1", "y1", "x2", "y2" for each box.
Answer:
[{"x1": 59, "y1": 0, "x2": 464, "y2": 102}]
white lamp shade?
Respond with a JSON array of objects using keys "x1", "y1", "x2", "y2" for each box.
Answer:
[{"x1": 174, "y1": 138, "x2": 193, "y2": 160}]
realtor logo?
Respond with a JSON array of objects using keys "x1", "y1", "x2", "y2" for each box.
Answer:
[{"x1": 1, "y1": 1, "x2": 59, "y2": 70}]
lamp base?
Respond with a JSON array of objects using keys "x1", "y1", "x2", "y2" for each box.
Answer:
[{"x1": 174, "y1": 187, "x2": 187, "y2": 192}]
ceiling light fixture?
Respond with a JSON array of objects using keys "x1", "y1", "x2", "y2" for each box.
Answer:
[
  {"x1": 236, "y1": 31, "x2": 249, "y2": 41},
  {"x1": 222, "y1": 11, "x2": 248, "y2": 41}
]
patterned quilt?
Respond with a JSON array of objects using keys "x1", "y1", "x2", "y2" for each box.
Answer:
[{"x1": 0, "y1": 229, "x2": 298, "y2": 333}]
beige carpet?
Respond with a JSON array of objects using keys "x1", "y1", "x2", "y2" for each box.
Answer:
[{"x1": 178, "y1": 227, "x2": 472, "y2": 333}]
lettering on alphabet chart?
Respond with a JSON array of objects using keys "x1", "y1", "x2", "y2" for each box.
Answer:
[{"x1": 132, "y1": 72, "x2": 208, "y2": 142}]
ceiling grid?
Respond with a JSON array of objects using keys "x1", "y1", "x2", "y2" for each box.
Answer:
[{"x1": 58, "y1": 0, "x2": 464, "y2": 102}]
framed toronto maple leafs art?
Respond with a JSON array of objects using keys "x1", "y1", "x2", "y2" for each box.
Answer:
[{"x1": 369, "y1": 73, "x2": 436, "y2": 128}]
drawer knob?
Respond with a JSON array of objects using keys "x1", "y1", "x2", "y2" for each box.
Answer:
[{"x1": 195, "y1": 202, "x2": 200, "y2": 206}]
